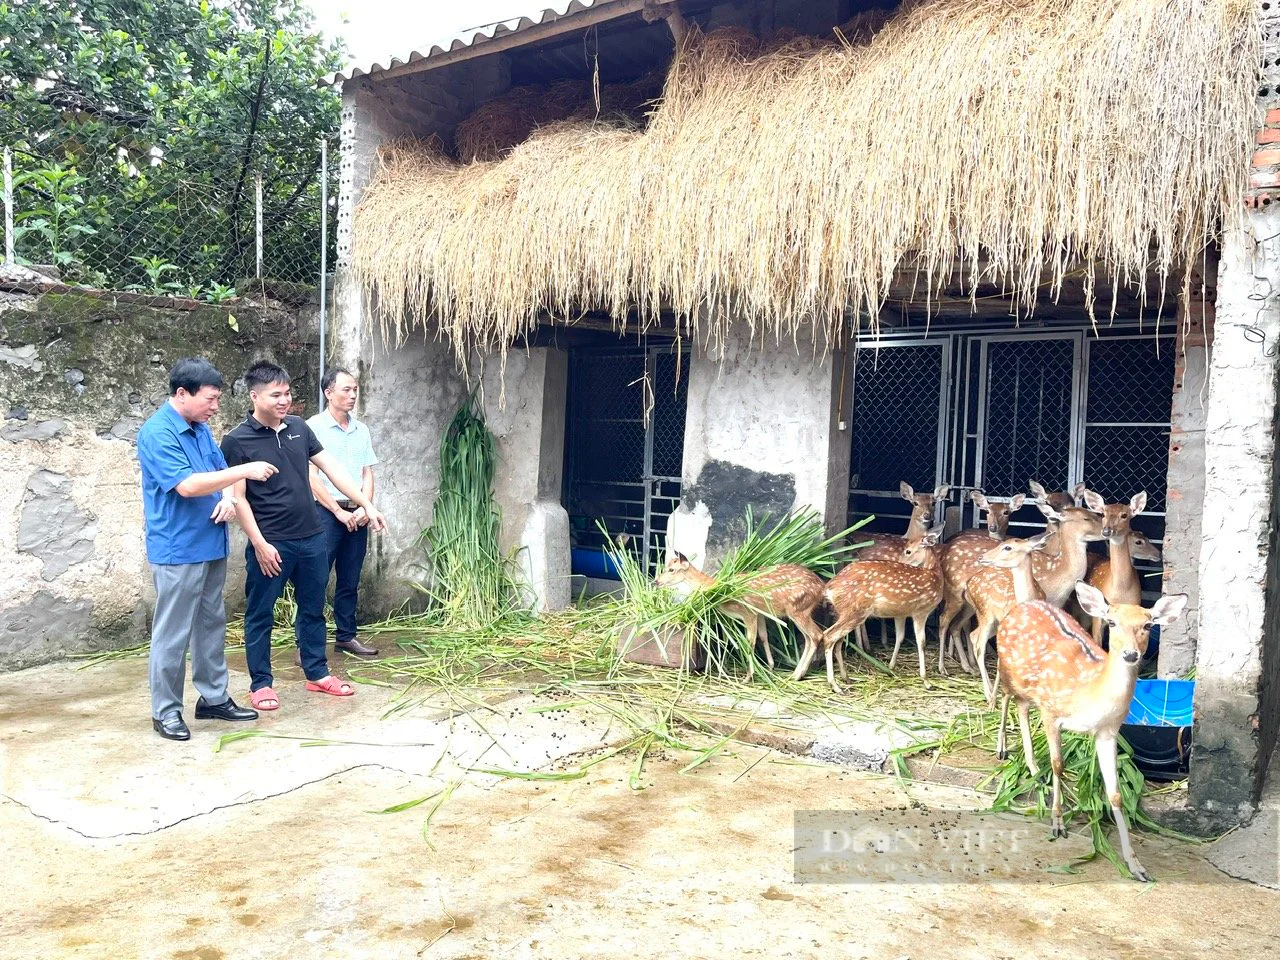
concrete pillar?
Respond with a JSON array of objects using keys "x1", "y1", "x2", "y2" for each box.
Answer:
[
  {"x1": 1157, "y1": 272, "x2": 1214, "y2": 678},
  {"x1": 1189, "y1": 215, "x2": 1280, "y2": 828},
  {"x1": 328, "y1": 66, "x2": 510, "y2": 618},
  {"x1": 481, "y1": 349, "x2": 572, "y2": 612},
  {"x1": 670, "y1": 323, "x2": 852, "y2": 567}
]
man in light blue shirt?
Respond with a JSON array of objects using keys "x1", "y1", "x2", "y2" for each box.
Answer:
[
  {"x1": 307, "y1": 367, "x2": 380, "y2": 657},
  {"x1": 136, "y1": 358, "x2": 279, "y2": 740}
]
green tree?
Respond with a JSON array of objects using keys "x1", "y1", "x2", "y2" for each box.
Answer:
[{"x1": 0, "y1": 0, "x2": 344, "y2": 293}]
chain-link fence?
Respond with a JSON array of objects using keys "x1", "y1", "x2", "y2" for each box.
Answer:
[{"x1": 2, "y1": 126, "x2": 334, "y2": 302}]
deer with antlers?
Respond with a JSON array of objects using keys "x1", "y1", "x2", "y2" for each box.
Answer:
[
  {"x1": 655, "y1": 552, "x2": 825, "y2": 679},
  {"x1": 993, "y1": 581, "x2": 1187, "y2": 882},
  {"x1": 934, "y1": 490, "x2": 1026, "y2": 674},
  {"x1": 794, "y1": 525, "x2": 945, "y2": 693}
]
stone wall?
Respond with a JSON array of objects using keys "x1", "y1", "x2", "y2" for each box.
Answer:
[{"x1": 0, "y1": 284, "x2": 319, "y2": 670}]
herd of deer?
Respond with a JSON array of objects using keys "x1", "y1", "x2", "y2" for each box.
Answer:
[{"x1": 655, "y1": 480, "x2": 1187, "y2": 881}]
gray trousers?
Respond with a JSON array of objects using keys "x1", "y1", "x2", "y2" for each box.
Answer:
[{"x1": 149, "y1": 558, "x2": 229, "y2": 720}]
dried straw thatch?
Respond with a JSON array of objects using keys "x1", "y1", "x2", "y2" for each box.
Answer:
[{"x1": 352, "y1": 0, "x2": 1258, "y2": 362}]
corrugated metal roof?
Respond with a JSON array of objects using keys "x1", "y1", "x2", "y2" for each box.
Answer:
[{"x1": 323, "y1": 0, "x2": 643, "y2": 86}]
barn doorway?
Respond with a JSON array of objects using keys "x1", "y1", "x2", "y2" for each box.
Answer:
[{"x1": 562, "y1": 342, "x2": 689, "y2": 581}]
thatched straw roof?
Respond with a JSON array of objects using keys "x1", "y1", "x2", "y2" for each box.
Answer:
[{"x1": 352, "y1": 0, "x2": 1257, "y2": 361}]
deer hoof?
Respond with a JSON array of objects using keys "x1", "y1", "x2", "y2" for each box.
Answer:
[
  {"x1": 996, "y1": 748, "x2": 1008, "y2": 761},
  {"x1": 1050, "y1": 818, "x2": 1066, "y2": 839},
  {"x1": 1129, "y1": 863, "x2": 1152, "y2": 883}
]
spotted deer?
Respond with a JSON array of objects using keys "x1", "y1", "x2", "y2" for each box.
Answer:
[
  {"x1": 655, "y1": 553, "x2": 825, "y2": 679},
  {"x1": 852, "y1": 481, "x2": 948, "y2": 651},
  {"x1": 1028, "y1": 480, "x2": 1088, "y2": 551},
  {"x1": 1080, "y1": 492, "x2": 1149, "y2": 644},
  {"x1": 994, "y1": 582, "x2": 1187, "y2": 882},
  {"x1": 795, "y1": 526, "x2": 945, "y2": 693},
  {"x1": 966, "y1": 533, "x2": 1053, "y2": 705},
  {"x1": 935, "y1": 490, "x2": 1027, "y2": 673}
]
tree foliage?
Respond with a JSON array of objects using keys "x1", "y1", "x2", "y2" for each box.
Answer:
[{"x1": 0, "y1": 0, "x2": 344, "y2": 294}]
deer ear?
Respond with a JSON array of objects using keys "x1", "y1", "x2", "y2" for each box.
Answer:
[
  {"x1": 1130, "y1": 491, "x2": 1148, "y2": 515},
  {"x1": 1037, "y1": 501, "x2": 1065, "y2": 522},
  {"x1": 1075, "y1": 581, "x2": 1109, "y2": 618},
  {"x1": 899, "y1": 481, "x2": 914, "y2": 501},
  {"x1": 921, "y1": 528, "x2": 943, "y2": 546},
  {"x1": 1072, "y1": 481, "x2": 1089, "y2": 500},
  {"x1": 1029, "y1": 531, "x2": 1053, "y2": 551},
  {"x1": 1029, "y1": 480, "x2": 1047, "y2": 499},
  {"x1": 1149, "y1": 593, "x2": 1188, "y2": 625},
  {"x1": 1010, "y1": 493, "x2": 1026, "y2": 511},
  {"x1": 673, "y1": 551, "x2": 688, "y2": 564},
  {"x1": 1082, "y1": 489, "x2": 1106, "y2": 514},
  {"x1": 934, "y1": 484, "x2": 951, "y2": 500},
  {"x1": 970, "y1": 491, "x2": 989, "y2": 509}
]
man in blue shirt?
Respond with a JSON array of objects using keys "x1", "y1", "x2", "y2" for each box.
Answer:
[{"x1": 136, "y1": 358, "x2": 280, "y2": 741}]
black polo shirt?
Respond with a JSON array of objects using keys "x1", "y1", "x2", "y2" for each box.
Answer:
[{"x1": 221, "y1": 414, "x2": 324, "y2": 541}]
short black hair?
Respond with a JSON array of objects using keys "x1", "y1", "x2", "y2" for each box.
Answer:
[
  {"x1": 244, "y1": 360, "x2": 291, "y2": 393},
  {"x1": 169, "y1": 357, "x2": 225, "y2": 396},
  {"x1": 321, "y1": 367, "x2": 356, "y2": 393}
]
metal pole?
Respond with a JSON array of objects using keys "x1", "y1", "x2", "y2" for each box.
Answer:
[
  {"x1": 318, "y1": 139, "x2": 328, "y2": 407},
  {"x1": 3, "y1": 147, "x2": 14, "y2": 266},
  {"x1": 255, "y1": 171, "x2": 263, "y2": 280}
]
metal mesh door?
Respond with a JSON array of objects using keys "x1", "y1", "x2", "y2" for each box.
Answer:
[
  {"x1": 563, "y1": 345, "x2": 687, "y2": 578},
  {"x1": 977, "y1": 336, "x2": 1079, "y2": 498},
  {"x1": 847, "y1": 340, "x2": 949, "y2": 533}
]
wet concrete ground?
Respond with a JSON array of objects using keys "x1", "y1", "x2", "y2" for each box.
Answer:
[{"x1": 2, "y1": 651, "x2": 1278, "y2": 959}]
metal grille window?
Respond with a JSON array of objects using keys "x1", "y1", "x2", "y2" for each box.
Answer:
[
  {"x1": 564, "y1": 345, "x2": 688, "y2": 577},
  {"x1": 977, "y1": 336, "x2": 1078, "y2": 497}
]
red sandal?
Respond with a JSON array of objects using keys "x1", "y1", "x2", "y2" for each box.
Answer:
[
  {"x1": 249, "y1": 687, "x2": 280, "y2": 711},
  {"x1": 306, "y1": 675, "x2": 355, "y2": 697}
]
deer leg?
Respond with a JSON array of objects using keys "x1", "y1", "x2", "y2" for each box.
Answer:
[
  {"x1": 741, "y1": 612, "x2": 758, "y2": 681},
  {"x1": 997, "y1": 694, "x2": 1011, "y2": 760},
  {"x1": 936, "y1": 618, "x2": 949, "y2": 677},
  {"x1": 971, "y1": 619, "x2": 996, "y2": 709},
  {"x1": 757, "y1": 614, "x2": 775, "y2": 670},
  {"x1": 912, "y1": 615, "x2": 930, "y2": 689},
  {"x1": 1016, "y1": 700, "x2": 1039, "y2": 777},
  {"x1": 834, "y1": 639, "x2": 847, "y2": 680},
  {"x1": 1095, "y1": 733, "x2": 1149, "y2": 881},
  {"x1": 1045, "y1": 720, "x2": 1066, "y2": 839},
  {"x1": 823, "y1": 638, "x2": 844, "y2": 695},
  {"x1": 855, "y1": 623, "x2": 869, "y2": 654},
  {"x1": 790, "y1": 608, "x2": 827, "y2": 678},
  {"x1": 888, "y1": 617, "x2": 907, "y2": 670},
  {"x1": 952, "y1": 607, "x2": 976, "y2": 674}
]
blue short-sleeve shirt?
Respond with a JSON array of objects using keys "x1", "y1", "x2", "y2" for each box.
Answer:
[{"x1": 136, "y1": 402, "x2": 230, "y2": 565}]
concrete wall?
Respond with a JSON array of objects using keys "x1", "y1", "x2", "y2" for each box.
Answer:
[
  {"x1": 1158, "y1": 285, "x2": 1213, "y2": 677},
  {"x1": 0, "y1": 287, "x2": 318, "y2": 670},
  {"x1": 671, "y1": 322, "x2": 852, "y2": 567},
  {"x1": 480, "y1": 348, "x2": 571, "y2": 612}
]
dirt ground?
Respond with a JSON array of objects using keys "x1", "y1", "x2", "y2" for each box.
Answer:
[{"x1": 2, "y1": 653, "x2": 1277, "y2": 960}]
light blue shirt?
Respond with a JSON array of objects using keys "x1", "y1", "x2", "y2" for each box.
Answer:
[{"x1": 306, "y1": 409, "x2": 378, "y2": 500}]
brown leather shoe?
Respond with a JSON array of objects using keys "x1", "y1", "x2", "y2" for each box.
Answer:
[{"x1": 334, "y1": 638, "x2": 378, "y2": 657}]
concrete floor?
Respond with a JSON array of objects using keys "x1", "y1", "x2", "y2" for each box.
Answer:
[{"x1": 2, "y1": 650, "x2": 1279, "y2": 959}]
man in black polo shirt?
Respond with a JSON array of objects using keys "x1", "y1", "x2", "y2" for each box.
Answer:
[{"x1": 221, "y1": 361, "x2": 387, "y2": 711}]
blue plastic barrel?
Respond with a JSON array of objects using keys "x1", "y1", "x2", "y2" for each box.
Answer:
[{"x1": 570, "y1": 547, "x2": 622, "y2": 580}]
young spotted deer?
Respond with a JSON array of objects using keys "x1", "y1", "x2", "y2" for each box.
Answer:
[
  {"x1": 852, "y1": 482, "x2": 948, "y2": 651},
  {"x1": 962, "y1": 501, "x2": 1105, "y2": 705},
  {"x1": 965, "y1": 532, "x2": 1052, "y2": 705},
  {"x1": 935, "y1": 490, "x2": 1026, "y2": 674},
  {"x1": 995, "y1": 582, "x2": 1187, "y2": 882},
  {"x1": 655, "y1": 553, "x2": 825, "y2": 679},
  {"x1": 1080, "y1": 492, "x2": 1149, "y2": 644},
  {"x1": 854, "y1": 481, "x2": 949, "y2": 561},
  {"x1": 795, "y1": 526, "x2": 945, "y2": 693}
]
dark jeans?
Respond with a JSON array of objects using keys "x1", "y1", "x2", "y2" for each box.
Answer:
[
  {"x1": 317, "y1": 505, "x2": 370, "y2": 642},
  {"x1": 243, "y1": 532, "x2": 328, "y2": 690}
]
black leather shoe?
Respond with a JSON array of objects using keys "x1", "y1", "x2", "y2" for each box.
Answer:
[
  {"x1": 152, "y1": 714, "x2": 191, "y2": 741},
  {"x1": 194, "y1": 696, "x2": 259, "y2": 722},
  {"x1": 335, "y1": 639, "x2": 378, "y2": 657}
]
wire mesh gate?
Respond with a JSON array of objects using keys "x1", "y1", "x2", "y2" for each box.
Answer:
[
  {"x1": 563, "y1": 344, "x2": 688, "y2": 578},
  {"x1": 847, "y1": 325, "x2": 1176, "y2": 595}
]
